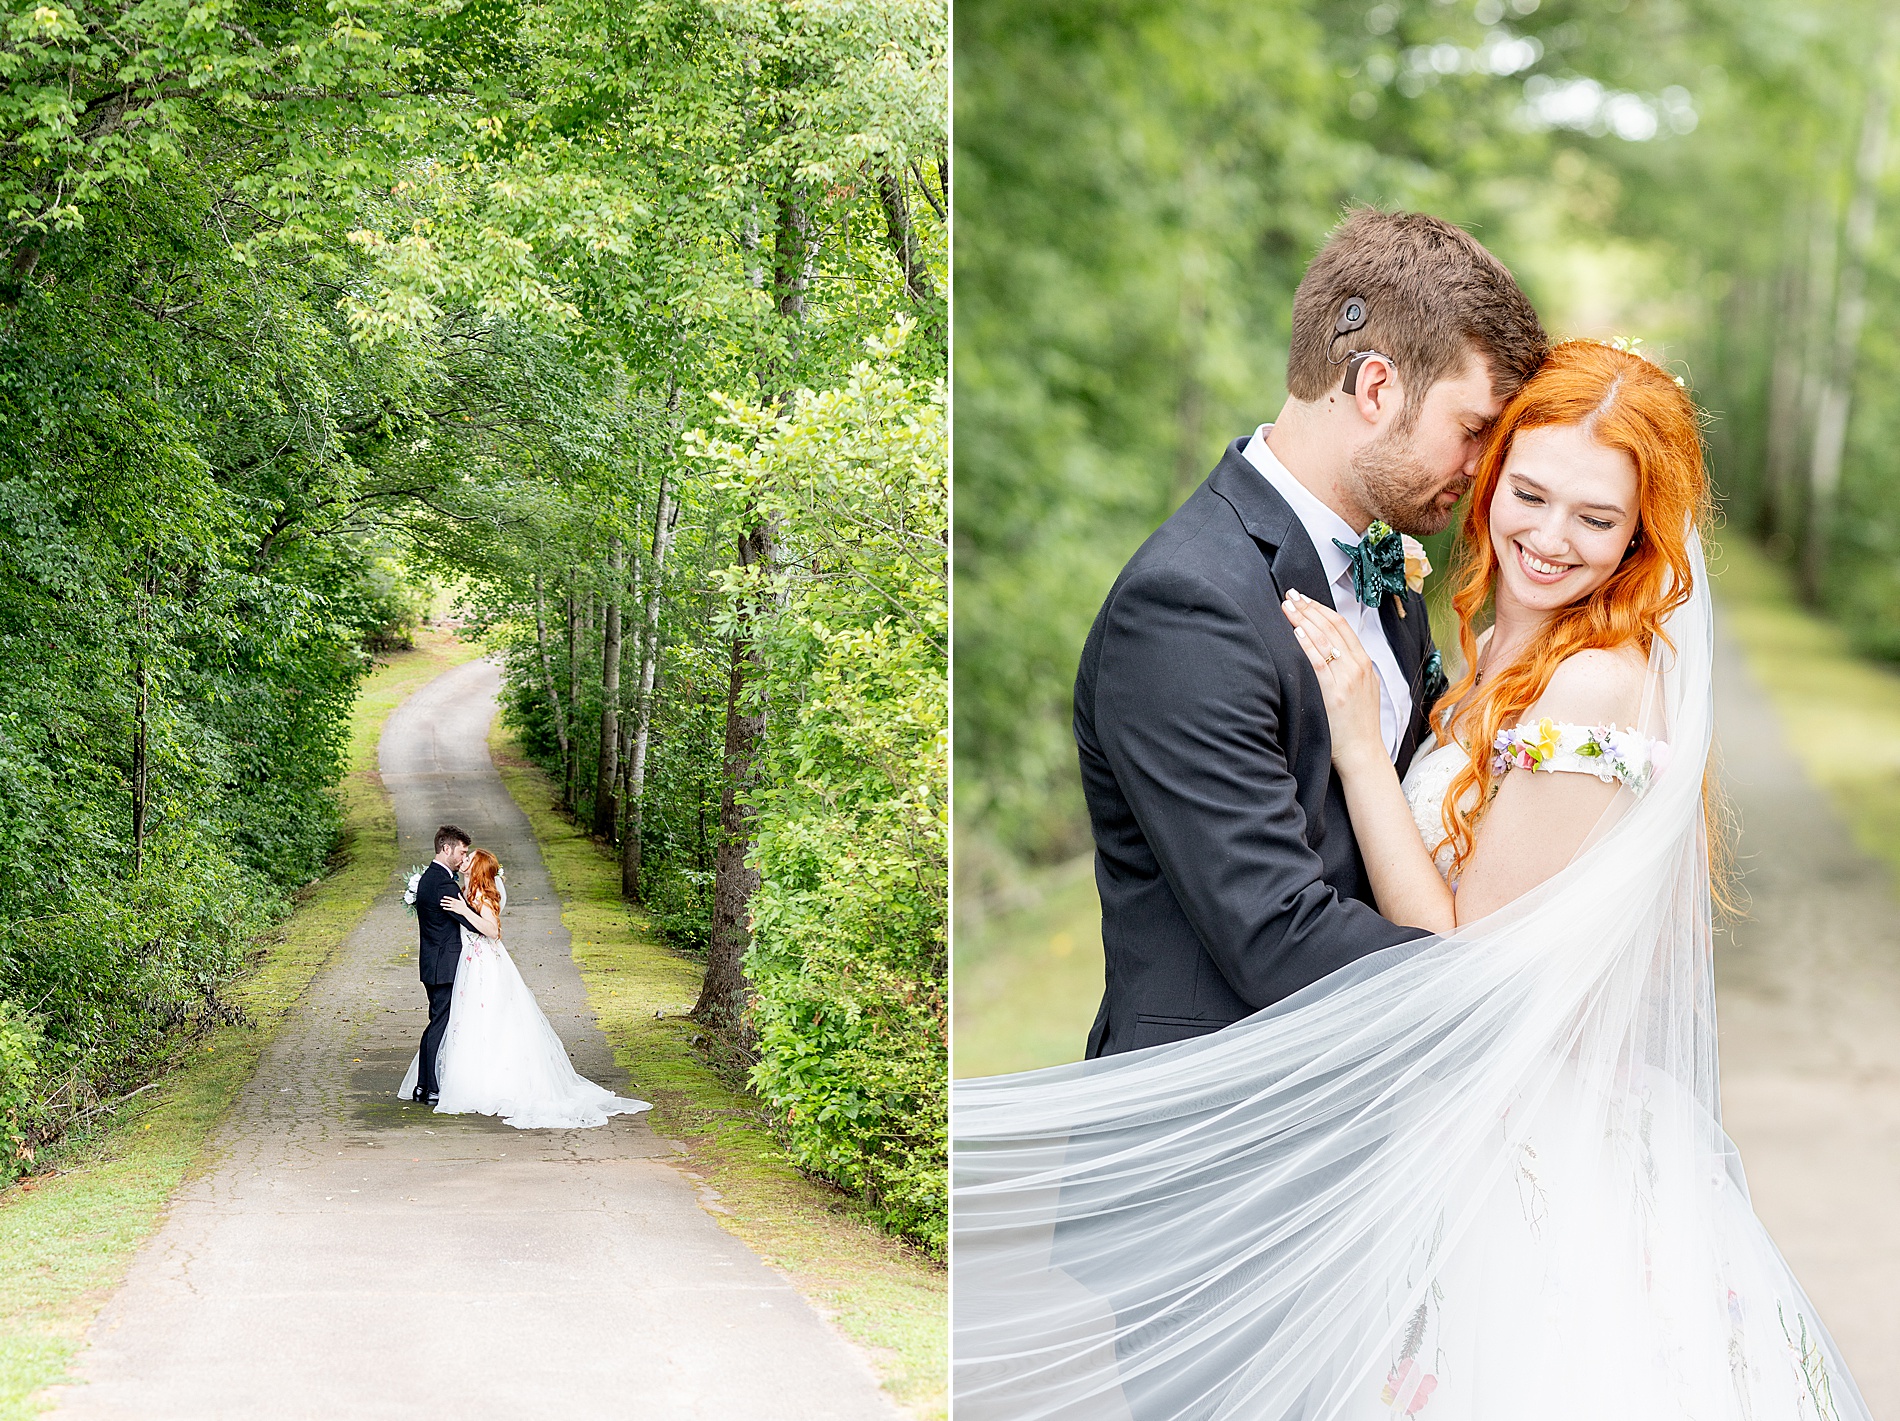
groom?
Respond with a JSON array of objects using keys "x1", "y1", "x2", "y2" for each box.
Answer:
[
  {"x1": 1076, "y1": 209, "x2": 1548, "y2": 1058},
  {"x1": 412, "y1": 823, "x2": 472, "y2": 1104}
]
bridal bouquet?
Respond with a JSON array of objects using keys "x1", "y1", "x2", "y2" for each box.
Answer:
[{"x1": 403, "y1": 868, "x2": 423, "y2": 916}]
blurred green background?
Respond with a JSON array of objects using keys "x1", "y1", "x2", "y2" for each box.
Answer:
[{"x1": 953, "y1": 0, "x2": 1900, "y2": 1075}]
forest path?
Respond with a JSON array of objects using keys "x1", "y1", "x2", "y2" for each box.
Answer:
[
  {"x1": 1715, "y1": 629, "x2": 1900, "y2": 1410},
  {"x1": 42, "y1": 658, "x2": 898, "y2": 1420}
]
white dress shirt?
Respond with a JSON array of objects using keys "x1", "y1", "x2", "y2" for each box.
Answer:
[{"x1": 1242, "y1": 425, "x2": 1413, "y2": 760}]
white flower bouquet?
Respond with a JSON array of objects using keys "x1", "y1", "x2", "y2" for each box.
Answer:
[{"x1": 403, "y1": 867, "x2": 423, "y2": 915}]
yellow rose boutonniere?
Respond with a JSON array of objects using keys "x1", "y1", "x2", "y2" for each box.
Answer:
[{"x1": 1401, "y1": 535, "x2": 1431, "y2": 596}]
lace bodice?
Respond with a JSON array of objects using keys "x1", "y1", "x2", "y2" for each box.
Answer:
[
  {"x1": 1400, "y1": 721, "x2": 1663, "y2": 879},
  {"x1": 1399, "y1": 738, "x2": 1471, "y2": 878}
]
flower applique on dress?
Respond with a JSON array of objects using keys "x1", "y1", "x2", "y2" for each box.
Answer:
[{"x1": 1490, "y1": 719, "x2": 1667, "y2": 795}]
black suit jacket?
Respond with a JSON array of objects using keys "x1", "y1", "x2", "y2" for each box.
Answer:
[
  {"x1": 416, "y1": 861, "x2": 467, "y2": 985},
  {"x1": 1074, "y1": 438, "x2": 1440, "y2": 1058}
]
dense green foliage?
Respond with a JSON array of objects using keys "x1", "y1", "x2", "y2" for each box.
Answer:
[
  {"x1": 700, "y1": 328, "x2": 947, "y2": 1249},
  {"x1": 0, "y1": 93, "x2": 473, "y2": 1171},
  {"x1": 955, "y1": 0, "x2": 1900, "y2": 875},
  {"x1": 0, "y1": 0, "x2": 948, "y2": 1248}
]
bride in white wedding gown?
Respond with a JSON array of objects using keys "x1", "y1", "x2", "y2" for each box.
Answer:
[
  {"x1": 397, "y1": 848, "x2": 650, "y2": 1130},
  {"x1": 952, "y1": 342, "x2": 1866, "y2": 1419}
]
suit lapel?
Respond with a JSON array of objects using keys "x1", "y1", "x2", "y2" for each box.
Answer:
[
  {"x1": 1379, "y1": 590, "x2": 1424, "y2": 687},
  {"x1": 1384, "y1": 589, "x2": 1435, "y2": 772},
  {"x1": 1206, "y1": 439, "x2": 1440, "y2": 770},
  {"x1": 1206, "y1": 440, "x2": 1334, "y2": 606}
]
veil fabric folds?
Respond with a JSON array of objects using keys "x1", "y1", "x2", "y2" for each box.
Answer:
[{"x1": 952, "y1": 535, "x2": 1868, "y2": 1420}]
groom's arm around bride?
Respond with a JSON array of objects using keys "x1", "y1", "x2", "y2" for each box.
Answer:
[{"x1": 1073, "y1": 209, "x2": 1547, "y2": 1059}]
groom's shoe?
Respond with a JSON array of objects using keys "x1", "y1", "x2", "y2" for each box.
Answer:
[
  {"x1": 425, "y1": 1092, "x2": 440, "y2": 1106},
  {"x1": 411, "y1": 1086, "x2": 428, "y2": 1103}
]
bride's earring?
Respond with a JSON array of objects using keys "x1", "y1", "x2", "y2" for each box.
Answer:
[{"x1": 1623, "y1": 528, "x2": 1643, "y2": 561}]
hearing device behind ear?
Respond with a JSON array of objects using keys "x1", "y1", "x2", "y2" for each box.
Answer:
[
  {"x1": 1342, "y1": 349, "x2": 1393, "y2": 396},
  {"x1": 1327, "y1": 296, "x2": 1388, "y2": 394}
]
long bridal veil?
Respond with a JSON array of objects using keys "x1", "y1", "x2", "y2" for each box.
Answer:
[{"x1": 952, "y1": 533, "x2": 1868, "y2": 1420}]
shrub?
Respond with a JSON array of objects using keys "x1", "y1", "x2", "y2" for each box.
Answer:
[
  {"x1": 697, "y1": 323, "x2": 948, "y2": 1252},
  {"x1": 0, "y1": 999, "x2": 40, "y2": 1181}
]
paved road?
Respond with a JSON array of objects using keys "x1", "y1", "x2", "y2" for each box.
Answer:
[
  {"x1": 1715, "y1": 628, "x2": 1900, "y2": 1411},
  {"x1": 44, "y1": 659, "x2": 899, "y2": 1420}
]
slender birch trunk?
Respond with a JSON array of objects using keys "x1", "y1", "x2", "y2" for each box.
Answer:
[
  {"x1": 532, "y1": 570, "x2": 571, "y2": 789},
  {"x1": 1804, "y1": 44, "x2": 1895, "y2": 598},
  {"x1": 624, "y1": 457, "x2": 681, "y2": 901},
  {"x1": 564, "y1": 591, "x2": 579, "y2": 810},
  {"x1": 592, "y1": 539, "x2": 625, "y2": 838}
]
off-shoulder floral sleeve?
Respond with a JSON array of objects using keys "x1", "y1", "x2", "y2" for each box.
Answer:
[{"x1": 1490, "y1": 718, "x2": 1669, "y2": 796}]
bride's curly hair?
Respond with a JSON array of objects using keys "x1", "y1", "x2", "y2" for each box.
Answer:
[
  {"x1": 1431, "y1": 339, "x2": 1729, "y2": 893},
  {"x1": 464, "y1": 849, "x2": 503, "y2": 916}
]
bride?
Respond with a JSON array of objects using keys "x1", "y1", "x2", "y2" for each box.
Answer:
[
  {"x1": 952, "y1": 341, "x2": 1866, "y2": 1418},
  {"x1": 397, "y1": 848, "x2": 651, "y2": 1131}
]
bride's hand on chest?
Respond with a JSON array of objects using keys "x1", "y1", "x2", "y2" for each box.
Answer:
[{"x1": 1281, "y1": 590, "x2": 1386, "y2": 772}]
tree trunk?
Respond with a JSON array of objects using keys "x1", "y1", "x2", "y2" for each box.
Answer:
[
  {"x1": 592, "y1": 539, "x2": 625, "y2": 838},
  {"x1": 875, "y1": 169, "x2": 936, "y2": 303},
  {"x1": 624, "y1": 460, "x2": 681, "y2": 901},
  {"x1": 131, "y1": 656, "x2": 148, "y2": 879},
  {"x1": 532, "y1": 570, "x2": 571, "y2": 798},
  {"x1": 615, "y1": 710, "x2": 635, "y2": 882},
  {"x1": 1761, "y1": 229, "x2": 1808, "y2": 546},
  {"x1": 564, "y1": 591, "x2": 579, "y2": 810},
  {"x1": 1803, "y1": 45, "x2": 1894, "y2": 599},
  {"x1": 695, "y1": 180, "x2": 810, "y2": 1033},
  {"x1": 695, "y1": 522, "x2": 774, "y2": 1034}
]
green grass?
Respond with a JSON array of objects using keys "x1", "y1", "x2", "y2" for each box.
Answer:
[
  {"x1": 953, "y1": 856, "x2": 1103, "y2": 1079},
  {"x1": 487, "y1": 726, "x2": 948, "y2": 1420},
  {"x1": 0, "y1": 628, "x2": 487, "y2": 1419},
  {"x1": 1710, "y1": 536, "x2": 1900, "y2": 881}
]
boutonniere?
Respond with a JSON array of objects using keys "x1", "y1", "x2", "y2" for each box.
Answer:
[
  {"x1": 1335, "y1": 520, "x2": 1422, "y2": 615},
  {"x1": 1401, "y1": 535, "x2": 1431, "y2": 595},
  {"x1": 1421, "y1": 650, "x2": 1448, "y2": 709}
]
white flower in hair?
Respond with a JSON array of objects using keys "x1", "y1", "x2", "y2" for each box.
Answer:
[{"x1": 1600, "y1": 334, "x2": 1687, "y2": 388}]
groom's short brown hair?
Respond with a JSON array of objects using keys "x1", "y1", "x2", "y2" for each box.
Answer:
[
  {"x1": 1285, "y1": 209, "x2": 1546, "y2": 405},
  {"x1": 434, "y1": 824, "x2": 472, "y2": 854}
]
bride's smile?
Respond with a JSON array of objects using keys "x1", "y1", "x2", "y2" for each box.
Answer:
[{"x1": 1513, "y1": 540, "x2": 1574, "y2": 582}]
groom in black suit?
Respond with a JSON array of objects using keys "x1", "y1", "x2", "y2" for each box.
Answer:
[
  {"x1": 1076, "y1": 210, "x2": 1549, "y2": 1058},
  {"x1": 412, "y1": 823, "x2": 472, "y2": 1104}
]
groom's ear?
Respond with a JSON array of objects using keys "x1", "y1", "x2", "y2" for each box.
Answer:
[{"x1": 1345, "y1": 354, "x2": 1403, "y2": 427}]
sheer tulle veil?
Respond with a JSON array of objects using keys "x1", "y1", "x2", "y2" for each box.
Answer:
[{"x1": 951, "y1": 532, "x2": 1869, "y2": 1420}]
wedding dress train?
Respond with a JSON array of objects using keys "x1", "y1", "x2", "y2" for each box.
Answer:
[
  {"x1": 398, "y1": 885, "x2": 651, "y2": 1131},
  {"x1": 952, "y1": 534, "x2": 1866, "y2": 1420}
]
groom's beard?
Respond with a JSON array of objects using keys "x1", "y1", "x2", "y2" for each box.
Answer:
[{"x1": 1348, "y1": 421, "x2": 1467, "y2": 538}]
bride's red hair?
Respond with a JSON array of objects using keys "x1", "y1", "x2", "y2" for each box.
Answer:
[
  {"x1": 464, "y1": 849, "x2": 502, "y2": 916},
  {"x1": 1431, "y1": 339, "x2": 1711, "y2": 877}
]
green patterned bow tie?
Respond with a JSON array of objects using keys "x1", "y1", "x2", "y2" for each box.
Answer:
[{"x1": 1333, "y1": 520, "x2": 1408, "y2": 608}]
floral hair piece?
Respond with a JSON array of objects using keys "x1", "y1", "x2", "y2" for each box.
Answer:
[{"x1": 1600, "y1": 335, "x2": 1686, "y2": 389}]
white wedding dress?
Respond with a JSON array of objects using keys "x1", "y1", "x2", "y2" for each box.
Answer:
[
  {"x1": 952, "y1": 534, "x2": 1867, "y2": 1420},
  {"x1": 397, "y1": 883, "x2": 651, "y2": 1130}
]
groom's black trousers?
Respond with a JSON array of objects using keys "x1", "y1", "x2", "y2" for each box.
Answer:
[{"x1": 417, "y1": 982, "x2": 455, "y2": 1096}]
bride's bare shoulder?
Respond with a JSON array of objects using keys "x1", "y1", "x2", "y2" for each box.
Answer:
[{"x1": 1531, "y1": 644, "x2": 1648, "y2": 725}]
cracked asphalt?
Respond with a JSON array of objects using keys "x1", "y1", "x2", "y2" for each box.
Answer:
[
  {"x1": 42, "y1": 658, "x2": 901, "y2": 1421},
  {"x1": 1715, "y1": 628, "x2": 1900, "y2": 1411}
]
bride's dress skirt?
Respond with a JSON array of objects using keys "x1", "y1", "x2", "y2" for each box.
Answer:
[{"x1": 398, "y1": 927, "x2": 651, "y2": 1130}]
